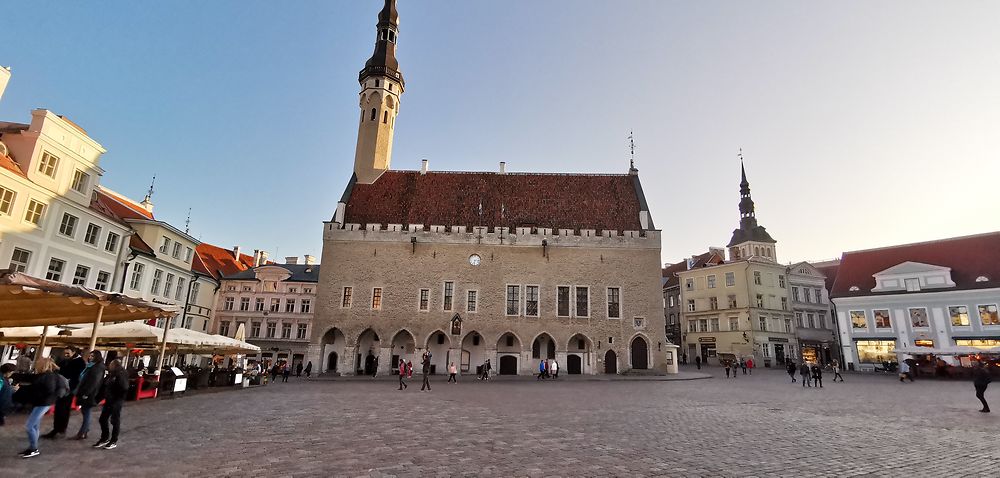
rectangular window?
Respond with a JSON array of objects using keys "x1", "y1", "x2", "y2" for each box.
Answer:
[
  {"x1": 443, "y1": 281, "x2": 454, "y2": 311},
  {"x1": 164, "y1": 273, "x2": 175, "y2": 298},
  {"x1": 159, "y1": 237, "x2": 171, "y2": 254},
  {"x1": 297, "y1": 324, "x2": 308, "y2": 339},
  {"x1": 419, "y1": 289, "x2": 430, "y2": 311},
  {"x1": 151, "y1": 269, "x2": 163, "y2": 295},
  {"x1": 242, "y1": 286, "x2": 252, "y2": 292},
  {"x1": 526, "y1": 285, "x2": 539, "y2": 317},
  {"x1": 710, "y1": 318, "x2": 720, "y2": 332},
  {"x1": 104, "y1": 232, "x2": 120, "y2": 253},
  {"x1": 129, "y1": 263, "x2": 144, "y2": 290},
  {"x1": 255, "y1": 298, "x2": 264, "y2": 311},
  {"x1": 224, "y1": 297, "x2": 235, "y2": 311},
  {"x1": 759, "y1": 317, "x2": 768, "y2": 331},
  {"x1": 725, "y1": 272, "x2": 735, "y2": 287},
  {"x1": 281, "y1": 323, "x2": 291, "y2": 339},
  {"x1": 814, "y1": 288, "x2": 823, "y2": 304},
  {"x1": 342, "y1": 287, "x2": 353, "y2": 307},
  {"x1": 46, "y1": 258, "x2": 66, "y2": 281},
  {"x1": 467, "y1": 290, "x2": 478, "y2": 312},
  {"x1": 557, "y1": 286, "x2": 571, "y2": 317},
  {"x1": 687, "y1": 299, "x2": 695, "y2": 312},
  {"x1": 9, "y1": 248, "x2": 31, "y2": 273},
  {"x1": 371, "y1": 288, "x2": 382, "y2": 310},
  {"x1": 709, "y1": 296, "x2": 718, "y2": 310},
  {"x1": 0, "y1": 186, "x2": 14, "y2": 215},
  {"x1": 240, "y1": 297, "x2": 250, "y2": 311},
  {"x1": 818, "y1": 313, "x2": 826, "y2": 329},
  {"x1": 698, "y1": 319, "x2": 708, "y2": 332},
  {"x1": 945, "y1": 306, "x2": 970, "y2": 326},
  {"x1": 172, "y1": 242, "x2": 182, "y2": 259},
  {"x1": 753, "y1": 271, "x2": 761, "y2": 285},
  {"x1": 762, "y1": 343, "x2": 770, "y2": 358},
  {"x1": 506, "y1": 285, "x2": 520, "y2": 316},
  {"x1": 791, "y1": 287, "x2": 799, "y2": 302},
  {"x1": 729, "y1": 317, "x2": 739, "y2": 331},
  {"x1": 685, "y1": 278, "x2": 694, "y2": 290},
  {"x1": 780, "y1": 297, "x2": 788, "y2": 310},
  {"x1": 796, "y1": 312, "x2": 803, "y2": 328},
  {"x1": 59, "y1": 213, "x2": 78, "y2": 237},
  {"x1": 303, "y1": 288, "x2": 312, "y2": 294},
  {"x1": 909, "y1": 308, "x2": 929, "y2": 328},
  {"x1": 184, "y1": 247, "x2": 193, "y2": 262},
  {"x1": 251, "y1": 322, "x2": 261, "y2": 337},
  {"x1": 285, "y1": 299, "x2": 296, "y2": 313},
  {"x1": 71, "y1": 170, "x2": 90, "y2": 193},
  {"x1": 95, "y1": 271, "x2": 110, "y2": 291},
  {"x1": 707, "y1": 275, "x2": 716, "y2": 289},
  {"x1": 607, "y1": 287, "x2": 620, "y2": 318},
  {"x1": 755, "y1": 294, "x2": 764, "y2": 308},
  {"x1": 190, "y1": 282, "x2": 201, "y2": 302},
  {"x1": 872, "y1": 309, "x2": 891, "y2": 329},
  {"x1": 72, "y1": 265, "x2": 89, "y2": 285},
  {"x1": 270, "y1": 298, "x2": 280, "y2": 312},
  {"x1": 778, "y1": 275, "x2": 785, "y2": 288},
  {"x1": 856, "y1": 340, "x2": 896, "y2": 363},
  {"x1": 266, "y1": 322, "x2": 276, "y2": 338},
  {"x1": 851, "y1": 310, "x2": 868, "y2": 329},
  {"x1": 24, "y1": 199, "x2": 45, "y2": 225},
  {"x1": 83, "y1": 223, "x2": 101, "y2": 245},
  {"x1": 727, "y1": 295, "x2": 737, "y2": 309},
  {"x1": 220, "y1": 321, "x2": 231, "y2": 336},
  {"x1": 979, "y1": 304, "x2": 1000, "y2": 326},
  {"x1": 785, "y1": 319, "x2": 792, "y2": 333},
  {"x1": 38, "y1": 151, "x2": 59, "y2": 177},
  {"x1": 807, "y1": 313, "x2": 815, "y2": 328},
  {"x1": 575, "y1": 286, "x2": 589, "y2": 317},
  {"x1": 688, "y1": 320, "x2": 697, "y2": 333},
  {"x1": 301, "y1": 298, "x2": 312, "y2": 313},
  {"x1": 905, "y1": 278, "x2": 920, "y2": 292}
]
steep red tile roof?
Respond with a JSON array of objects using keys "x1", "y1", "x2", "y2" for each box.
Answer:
[
  {"x1": 94, "y1": 188, "x2": 153, "y2": 220},
  {"x1": 813, "y1": 262, "x2": 840, "y2": 292},
  {"x1": 661, "y1": 260, "x2": 688, "y2": 289},
  {"x1": 0, "y1": 153, "x2": 25, "y2": 178},
  {"x1": 831, "y1": 232, "x2": 1000, "y2": 298},
  {"x1": 344, "y1": 171, "x2": 649, "y2": 231},
  {"x1": 194, "y1": 243, "x2": 255, "y2": 280}
]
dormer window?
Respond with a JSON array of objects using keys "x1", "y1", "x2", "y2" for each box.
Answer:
[
  {"x1": 849, "y1": 286, "x2": 860, "y2": 292},
  {"x1": 904, "y1": 278, "x2": 920, "y2": 292},
  {"x1": 71, "y1": 170, "x2": 90, "y2": 194},
  {"x1": 976, "y1": 276, "x2": 990, "y2": 283}
]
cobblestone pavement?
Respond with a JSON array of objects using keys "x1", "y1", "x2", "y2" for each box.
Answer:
[{"x1": 2, "y1": 366, "x2": 997, "y2": 477}]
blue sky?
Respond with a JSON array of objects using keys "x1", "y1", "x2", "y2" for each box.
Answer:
[{"x1": 2, "y1": 1, "x2": 998, "y2": 265}]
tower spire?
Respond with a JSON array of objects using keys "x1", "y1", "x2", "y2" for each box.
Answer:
[
  {"x1": 359, "y1": 0, "x2": 404, "y2": 87},
  {"x1": 628, "y1": 131, "x2": 638, "y2": 175}
]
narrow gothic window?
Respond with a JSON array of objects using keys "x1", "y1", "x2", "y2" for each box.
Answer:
[
  {"x1": 375, "y1": 79, "x2": 380, "y2": 87},
  {"x1": 370, "y1": 108, "x2": 377, "y2": 121},
  {"x1": 383, "y1": 111, "x2": 388, "y2": 123}
]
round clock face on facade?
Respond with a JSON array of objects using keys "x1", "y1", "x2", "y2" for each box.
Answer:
[{"x1": 469, "y1": 254, "x2": 481, "y2": 266}]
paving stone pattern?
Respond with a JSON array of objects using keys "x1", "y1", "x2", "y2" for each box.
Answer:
[{"x1": 1, "y1": 366, "x2": 997, "y2": 477}]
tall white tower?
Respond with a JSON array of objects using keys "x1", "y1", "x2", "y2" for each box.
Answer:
[{"x1": 353, "y1": 0, "x2": 404, "y2": 185}]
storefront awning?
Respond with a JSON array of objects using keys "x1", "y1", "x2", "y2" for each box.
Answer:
[{"x1": 893, "y1": 346, "x2": 1000, "y2": 356}]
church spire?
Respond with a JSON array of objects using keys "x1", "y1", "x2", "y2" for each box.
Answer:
[
  {"x1": 727, "y1": 149, "x2": 776, "y2": 261},
  {"x1": 737, "y1": 149, "x2": 755, "y2": 229},
  {"x1": 359, "y1": 0, "x2": 403, "y2": 88}
]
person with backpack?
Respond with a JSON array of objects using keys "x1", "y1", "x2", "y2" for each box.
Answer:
[
  {"x1": 0, "y1": 363, "x2": 17, "y2": 426},
  {"x1": 20, "y1": 357, "x2": 64, "y2": 458},
  {"x1": 94, "y1": 359, "x2": 128, "y2": 450},
  {"x1": 43, "y1": 346, "x2": 86, "y2": 440},
  {"x1": 73, "y1": 350, "x2": 106, "y2": 440}
]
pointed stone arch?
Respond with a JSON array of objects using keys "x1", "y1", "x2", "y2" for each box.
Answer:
[
  {"x1": 531, "y1": 332, "x2": 557, "y2": 360},
  {"x1": 629, "y1": 333, "x2": 650, "y2": 370},
  {"x1": 460, "y1": 330, "x2": 487, "y2": 374},
  {"x1": 320, "y1": 327, "x2": 346, "y2": 374},
  {"x1": 355, "y1": 327, "x2": 382, "y2": 376},
  {"x1": 425, "y1": 330, "x2": 451, "y2": 374},
  {"x1": 566, "y1": 333, "x2": 593, "y2": 375}
]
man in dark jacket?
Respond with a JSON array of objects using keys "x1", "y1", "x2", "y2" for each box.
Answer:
[
  {"x1": 95, "y1": 359, "x2": 128, "y2": 449},
  {"x1": 73, "y1": 350, "x2": 106, "y2": 439},
  {"x1": 43, "y1": 346, "x2": 86, "y2": 439},
  {"x1": 973, "y1": 361, "x2": 992, "y2": 413}
]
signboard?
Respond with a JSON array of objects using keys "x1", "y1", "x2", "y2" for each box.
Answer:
[
  {"x1": 769, "y1": 337, "x2": 789, "y2": 343},
  {"x1": 169, "y1": 367, "x2": 187, "y2": 393},
  {"x1": 698, "y1": 337, "x2": 716, "y2": 343}
]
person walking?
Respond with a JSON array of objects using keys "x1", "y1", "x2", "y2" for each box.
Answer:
[
  {"x1": 537, "y1": 360, "x2": 547, "y2": 380},
  {"x1": 899, "y1": 360, "x2": 914, "y2": 382},
  {"x1": 973, "y1": 361, "x2": 991, "y2": 413},
  {"x1": 740, "y1": 359, "x2": 747, "y2": 375},
  {"x1": 304, "y1": 361, "x2": 312, "y2": 378},
  {"x1": 73, "y1": 350, "x2": 106, "y2": 440},
  {"x1": 42, "y1": 347, "x2": 86, "y2": 440},
  {"x1": 398, "y1": 359, "x2": 408, "y2": 390},
  {"x1": 786, "y1": 362, "x2": 797, "y2": 383},
  {"x1": 0, "y1": 363, "x2": 16, "y2": 426},
  {"x1": 420, "y1": 354, "x2": 432, "y2": 391},
  {"x1": 746, "y1": 357, "x2": 754, "y2": 375},
  {"x1": 811, "y1": 363, "x2": 823, "y2": 388},
  {"x1": 484, "y1": 359, "x2": 492, "y2": 380},
  {"x1": 724, "y1": 360, "x2": 731, "y2": 378},
  {"x1": 295, "y1": 362, "x2": 303, "y2": 377},
  {"x1": 695, "y1": 355, "x2": 702, "y2": 370},
  {"x1": 447, "y1": 362, "x2": 458, "y2": 383},
  {"x1": 832, "y1": 360, "x2": 844, "y2": 382},
  {"x1": 94, "y1": 359, "x2": 128, "y2": 450},
  {"x1": 406, "y1": 360, "x2": 413, "y2": 379},
  {"x1": 270, "y1": 363, "x2": 279, "y2": 383},
  {"x1": 282, "y1": 363, "x2": 291, "y2": 383},
  {"x1": 21, "y1": 357, "x2": 63, "y2": 458},
  {"x1": 550, "y1": 360, "x2": 559, "y2": 379},
  {"x1": 799, "y1": 362, "x2": 812, "y2": 387}
]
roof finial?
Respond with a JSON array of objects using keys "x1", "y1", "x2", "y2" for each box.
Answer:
[
  {"x1": 628, "y1": 131, "x2": 638, "y2": 174},
  {"x1": 738, "y1": 148, "x2": 748, "y2": 185},
  {"x1": 184, "y1": 208, "x2": 192, "y2": 234},
  {"x1": 143, "y1": 175, "x2": 156, "y2": 202}
]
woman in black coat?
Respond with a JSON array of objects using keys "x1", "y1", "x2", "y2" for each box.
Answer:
[
  {"x1": 94, "y1": 359, "x2": 128, "y2": 449},
  {"x1": 73, "y1": 350, "x2": 106, "y2": 440}
]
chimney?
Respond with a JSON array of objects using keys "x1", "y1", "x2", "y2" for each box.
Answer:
[
  {"x1": 285, "y1": 256, "x2": 299, "y2": 265},
  {"x1": 233, "y1": 245, "x2": 241, "y2": 259},
  {"x1": 259, "y1": 250, "x2": 269, "y2": 265},
  {"x1": 303, "y1": 254, "x2": 316, "y2": 265},
  {"x1": 499, "y1": 161, "x2": 506, "y2": 174},
  {"x1": 253, "y1": 249, "x2": 262, "y2": 267},
  {"x1": 420, "y1": 159, "x2": 428, "y2": 175}
]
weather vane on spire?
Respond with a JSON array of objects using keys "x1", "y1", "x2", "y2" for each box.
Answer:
[
  {"x1": 628, "y1": 131, "x2": 637, "y2": 172},
  {"x1": 738, "y1": 147, "x2": 743, "y2": 162},
  {"x1": 143, "y1": 175, "x2": 156, "y2": 202},
  {"x1": 184, "y1": 208, "x2": 192, "y2": 234}
]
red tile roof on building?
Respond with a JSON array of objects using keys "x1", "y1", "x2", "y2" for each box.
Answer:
[
  {"x1": 130, "y1": 234, "x2": 155, "y2": 256},
  {"x1": 194, "y1": 243, "x2": 256, "y2": 280},
  {"x1": 812, "y1": 262, "x2": 840, "y2": 292},
  {"x1": 343, "y1": 171, "x2": 650, "y2": 232},
  {"x1": 0, "y1": 153, "x2": 25, "y2": 178},
  {"x1": 94, "y1": 188, "x2": 153, "y2": 220},
  {"x1": 831, "y1": 232, "x2": 1000, "y2": 298},
  {"x1": 661, "y1": 260, "x2": 688, "y2": 289}
]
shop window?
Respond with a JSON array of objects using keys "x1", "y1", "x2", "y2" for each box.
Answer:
[{"x1": 850, "y1": 310, "x2": 867, "y2": 329}]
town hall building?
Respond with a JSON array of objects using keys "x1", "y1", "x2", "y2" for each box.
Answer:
[{"x1": 308, "y1": 0, "x2": 675, "y2": 376}]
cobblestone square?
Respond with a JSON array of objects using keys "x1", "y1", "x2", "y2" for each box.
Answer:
[{"x1": 2, "y1": 366, "x2": 997, "y2": 477}]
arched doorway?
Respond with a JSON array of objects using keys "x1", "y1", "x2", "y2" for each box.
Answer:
[
  {"x1": 425, "y1": 330, "x2": 450, "y2": 375},
  {"x1": 461, "y1": 331, "x2": 486, "y2": 374},
  {"x1": 532, "y1": 333, "x2": 556, "y2": 360},
  {"x1": 604, "y1": 350, "x2": 618, "y2": 374},
  {"x1": 567, "y1": 333, "x2": 591, "y2": 375},
  {"x1": 390, "y1": 329, "x2": 416, "y2": 374},
  {"x1": 567, "y1": 355, "x2": 582, "y2": 374},
  {"x1": 630, "y1": 336, "x2": 649, "y2": 370},
  {"x1": 320, "y1": 328, "x2": 346, "y2": 374},
  {"x1": 499, "y1": 355, "x2": 518, "y2": 375},
  {"x1": 356, "y1": 328, "x2": 381, "y2": 376}
]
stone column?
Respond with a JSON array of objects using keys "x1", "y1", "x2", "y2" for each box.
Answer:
[
  {"x1": 305, "y1": 343, "x2": 323, "y2": 375},
  {"x1": 555, "y1": 351, "x2": 568, "y2": 376},
  {"x1": 378, "y1": 346, "x2": 392, "y2": 376}
]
